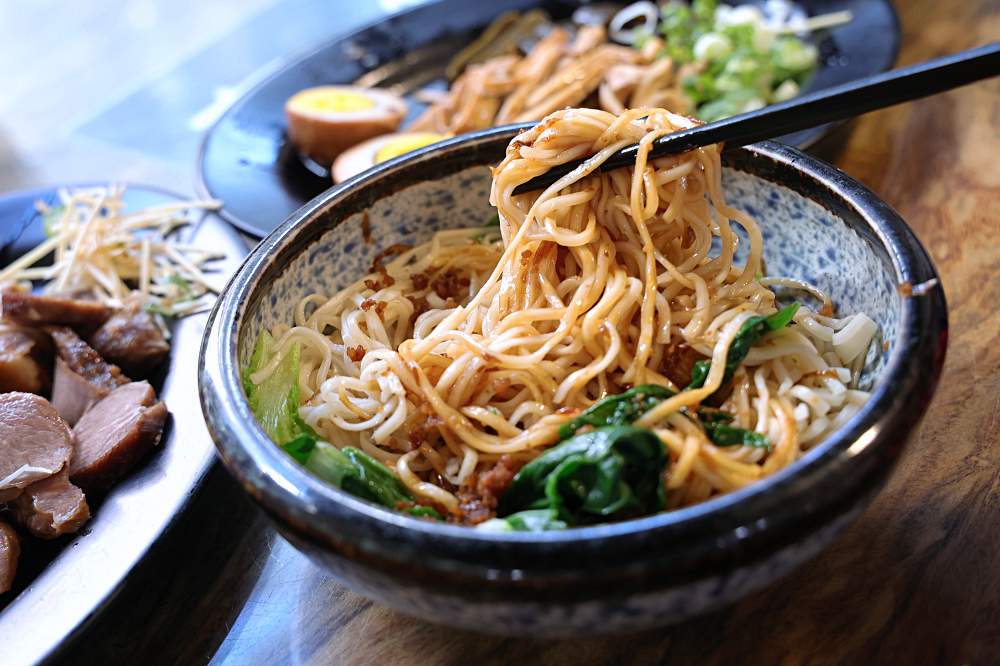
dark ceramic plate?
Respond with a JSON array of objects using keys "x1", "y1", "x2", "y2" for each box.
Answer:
[
  {"x1": 196, "y1": 0, "x2": 900, "y2": 238},
  {"x1": 0, "y1": 185, "x2": 248, "y2": 665}
]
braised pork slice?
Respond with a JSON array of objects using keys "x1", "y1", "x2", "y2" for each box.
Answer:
[
  {"x1": 47, "y1": 326, "x2": 130, "y2": 389},
  {"x1": 47, "y1": 326, "x2": 130, "y2": 424},
  {"x1": 1, "y1": 290, "x2": 112, "y2": 329},
  {"x1": 70, "y1": 381, "x2": 167, "y2": 493},
  {"x1": 51, "y1": 358, "x2": 107, "y2": 426},
  {"x1": 0, "y1": 520, "x2": 19, "y2": 594},
  {"x1": 0, "y1": 392, "x2": 73, "y2": 503},
  {"x1": 10, "y1": 469, "x2": 90, "y2": 539},
  {"x1": 88, "y1": 296, "x2": 169, "y2": 378},
  {"x1": 0, "y1": 324, "x2": 52, "y2": 393}
]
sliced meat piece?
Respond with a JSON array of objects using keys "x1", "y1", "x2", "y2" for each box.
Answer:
[
  {"x1": 0, "y1": 392, "x2": 73, "y2": 503},
  {"x1": 10, "y1": 469, "x2": 90, "y2": 539},
  {"x1": 51, "y1": 357, "x2": 109, "y2": 426},
  {"x1": 0, "y1": 324, "x2": 52, "y2": 393},
  {"x1": 47, "y1": 326, "x2": 129, "y2": 424},
  {"x1": 88, "y1": 295, "x2": 170, "y2": 378},
  {"x1": 1, "y1": 290, "x2": 112, "y2": 329},
  {"x1": 47, "y1": 326, "x2": 129, "y2": 390},
  {"x1": 0, "y1": 520, "x2": 19, "y2": 594},
  {"x1": 70, "y1": 381, "x2": 168, "y2": 493}
]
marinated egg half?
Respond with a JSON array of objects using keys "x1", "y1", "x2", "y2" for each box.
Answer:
[
  {"x1": 332, "y1": 131, "x2": 448, "y2": 183},
  {"x1": 285, "y1": 85, "x2": 408, "y2": 166}
]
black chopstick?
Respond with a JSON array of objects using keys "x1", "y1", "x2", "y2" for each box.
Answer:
[{"x1": 512, "y1": 42, "x2": 1000, "y2": 194}]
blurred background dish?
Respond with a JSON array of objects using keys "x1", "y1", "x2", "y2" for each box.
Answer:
[{"x1": 197, "y1": 0, "x2": 899, "y2": 237}]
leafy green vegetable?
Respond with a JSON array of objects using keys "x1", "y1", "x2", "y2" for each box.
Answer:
[
  {"x1": 498, "y1": 426, "x2": 667, "y2": 525},
  {"x1": 692, "y1": 0, "x2": 718, "y2": 25},
  {"x1": 721, "y1": 24, "x2": 756, "y2": 51},
  {"x1": 699, "y1": 410, "x2": 771, "y2": 448},
  {"x1": 772, "y1": 37, "x2": 818, "y2": 75},
  {"x1": 488, "y1": 302, "x2": 797, "y2": 529},
  {"x1": 688, "y1": 360, "x2": 711, "y2": 389},
  {"x1": 688, "y1": 303, "x2": 800, "y2": 390},
  {"x1": 243, "y1": 332, "x2": 316, "y2": 447},
  {"x1": 695, "y1": 89, "x2": 763, "y2": 122},
  {"x1": 558, "y1": 385, "x2": 675, "y2": 440},
  {"x1": 477, "y1": 508, "x2": 568, "y2": 532},
  {"x1": 294, "y1": 440, "x2": 445, "y2": 520},
  {"x1": 406, "y1": 506, "x2": 445, "y2": 520},
  {"x1": 243, "y1": 332, "x2": 445, "y2": 521},
  {"x1": 305, "y1": 442, "x2": 412, "y2": 507},
  {"x1": 281, "y1": 434, "x2": 317, "y2": 464},
  {"x1": 243, "y1": 330, "x2": 271, "y2": 396},
  {"x1": 658, "y1": 2, "x2": 696, "y2": 62},
  {"x1": 643, "y1": 3, "x2": 818, "y2": 120}
]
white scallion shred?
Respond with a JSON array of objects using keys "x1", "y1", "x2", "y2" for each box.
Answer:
[{"x1": 0, "y1": 184, "x2": 224, "y2": 319}]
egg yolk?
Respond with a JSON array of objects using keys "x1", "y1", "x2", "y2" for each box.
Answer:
[
  {"x1": 374, "y1": 133, "x2": 446, "y2": 164},
  {"x1": 291, "y1": 88, "x2": 375, "y2": 114}
]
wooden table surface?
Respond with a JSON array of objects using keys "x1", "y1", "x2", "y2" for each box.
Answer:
[{"x1": 3, "y1": 1, "x2": 998, "y2": 664}]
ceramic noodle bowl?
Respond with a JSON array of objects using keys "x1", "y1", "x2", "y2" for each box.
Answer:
[{"x1": 199, "y1": 125, "x2": 946, "y2": 636}]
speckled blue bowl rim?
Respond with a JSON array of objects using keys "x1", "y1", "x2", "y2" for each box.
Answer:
[{"x1": 200, "y1": 125, "x2": 947, "y2": 578}]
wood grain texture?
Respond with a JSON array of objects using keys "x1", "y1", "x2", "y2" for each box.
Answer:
[{"x1": 53, "y1": 1, "x2": 1000, "y2": 664}]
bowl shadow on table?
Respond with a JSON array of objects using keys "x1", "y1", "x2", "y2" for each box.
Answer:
[{"x1": 49, "y1": 463, "x2": 272, "y2": 666}]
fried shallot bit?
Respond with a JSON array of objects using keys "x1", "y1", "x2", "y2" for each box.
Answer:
[
  {"x1": 360, "y1": 299, "x2": 388, "y2": 319},
  {"x1": 408, "y1": 296, "x2": 431, "y2": 321},
  {"x1": 456, "y1": 455, "x2": 526, "y2": 525},
  {"x1": 347, "y1": 345, "x2": 366, "y2": 362},
  {"x1": 411, "y1": 272, "x2": 429, "y2": 290},
  {"x1": 407, "y1": 402, "x2": 443, "y2": 450},
  {"x1": 431, "y1": 270, "x2": 470, "y2": 300}
]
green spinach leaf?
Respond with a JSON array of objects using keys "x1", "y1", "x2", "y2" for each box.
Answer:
[
  {"x1": 477, "y1": 508, "x2": 568, "y2": 532},
  {"x1": 688, "y1": 303, "x2": 800, "y2": 390},
  {"x1": 698, "y1": 410, "x2": 771, "y2": 448},
  {"x1": 558, "y1": 385, "x2": 676, "y2": 440},
  {"x1": 406, "y1": 505, "x2": 445, "y2": 521},
  {"x1": 498, "y1": 426, "x2": 667, "y2": 525},
  {"x1": 281, "y1": 433, "x2": 317, "y2": 464}
]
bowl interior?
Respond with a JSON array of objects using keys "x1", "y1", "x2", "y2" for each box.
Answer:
[{"x1": 239, "y1": 162, "x2": 900, "y2": 391}]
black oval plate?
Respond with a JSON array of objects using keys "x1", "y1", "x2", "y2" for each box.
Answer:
[{"x1": 197, "y1": 0, "x2": 899, "y2": 238}]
